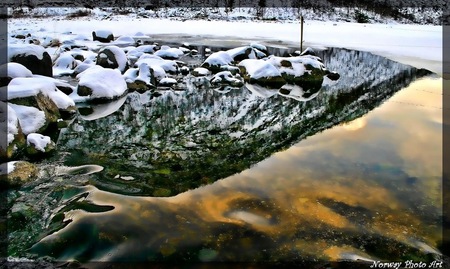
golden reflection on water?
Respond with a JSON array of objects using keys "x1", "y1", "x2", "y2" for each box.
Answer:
[{"x1": 36, "y1": 77, "x2": 443, "y2": 262}]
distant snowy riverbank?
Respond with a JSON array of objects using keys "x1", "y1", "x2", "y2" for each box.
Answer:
[{"x1": 7, "y1": 16, "x2": 443, "y2": 75}]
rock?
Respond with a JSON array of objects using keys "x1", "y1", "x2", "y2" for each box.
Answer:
[
  {"x1": 201, "y1": 51, "x2": 234, "y2": 73},
  {"x1": 8, "y1": 44, "x2": 53, "y2": 77},
  {"x1": 0, "y1": 161, "x2": 38, "y2": 187},
  {"x1": 300, "y1": 47, "x2": 317, "y2": 56},
  {"x1": 192, "y1": 67, "x2": 210, "y2": 77},
  {"x1": 76, "y1": 66, "x2": 128, "y2": 101},
  {"x1": 0, "y1": 102, "x2": 26, "y2": 161},
  {"x1": 265, "y1": 55, "x2": 327, "y2": 85},
  {"x1": 53, "y1": 52, "x2": 78, "y2": 76},
  {"x1": 238, "y1": 59, "x2": 285, "y2": 88},
  {"x1": 8, "y1": 77, "x2": 77, "y2": 119},
  {"x1": 0, "y1": 62, "x2": 33, "y2": 87},
  {"x1": 158, "y1": 77, "x2": 177, "y2": 87},
  {"x1": 26, "y1": 133, "x2": 56, "y2": 157},
  {"x1": 154, "y1": 47, "x2": 184, "y2": 60},
  {"x1": 210, "y1": 71, "x2": 244, "y2": 87},
  {"x1": 123, "y1": 62, "x2": 156, "y2": 92},
  {"x1": 326, "y1": 71, "x2": 341, "y2": 81},
  {"x1": 96, "y1": 45, "x2": 129, "y2": 73},
  {"x1": 92, "y1": 30, "x2": 114, "y2": 43}
]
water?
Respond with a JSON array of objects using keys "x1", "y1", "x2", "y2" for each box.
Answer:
[{"x1": 6, "y1": 46, "x2": 443, "y2": 264}]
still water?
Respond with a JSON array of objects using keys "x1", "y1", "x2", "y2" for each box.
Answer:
[{"x1": 7, "y1": 48, "x2": 443, "y2": 264}]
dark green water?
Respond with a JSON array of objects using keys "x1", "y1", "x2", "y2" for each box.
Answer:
[{"x1": 6, "y1": 47, "x2": 443, "y2": 265}]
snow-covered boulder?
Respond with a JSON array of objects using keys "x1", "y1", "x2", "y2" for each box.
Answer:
[
  {"x1": 135, "y1": 54, "x2": 179, "y2": 75},
  {"x1": 154, "y1": 46, "x2": 184, "y2": 60},
  {"x1": 92, "y1": 30, "x2": 114, "y2": 43},
  {"x1": 0, "y1": 62, "x2": 33, "y2": 86},
  {"x1": 8, "y1": 77, "x2": 77, "y2": 118},
  {"x1": 26, "y1": 133, "x2": 56, "y2": 157},
  {"x1": 123, "y1": 62, "x2": 156, "y2": 92},
  {"x1": 238, "y1": 59, "x2": 285, "y2": 88},
  {"x1": 158, "y1": 77, "x2": 177, "y2": 88},
  {"x1": 53, "y1": 52, "x2": 78, "y2": 77},
  {"x1": 0, "y1": 102, "x2": 26, "y2": 161},
  {"x1": 76, "y1": 66, "x2": 128, "y2": 102},
  {"x1": 112, "y1": 35, "x2": 136, "y2": 47},
  {"x1": 226, "y1": 46, "x2": 257, "y2": 62},
  {"x1": 192, "y1": 67, "x2": 210, "y2": 77},
  {"x1": 0, "y1": 161, "x2": 38, "y2": 187},
  {"x1": 8, "y1": 44, "x2": 53, "y2": 77},
  {"x1": 210, "y1": 71, "x2": 244, "y2": 87},
  {"x1": 8, "y1": 103, "x2": 48, "y2": 135},
  {"x1": 96, "y1": 45, "x2": 129, "y2": 73},
  {"x1": 201, "y1": 51, "x2": 234, "y2": 73},
  {"x1": 265, "y1": 55, "x2": 328, "y2": 86}
]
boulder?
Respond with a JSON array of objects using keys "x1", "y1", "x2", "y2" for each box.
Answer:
[
  {"x1": 96, "y1": 45, "x2": 129, "y2": 73},
  {"x1": 0, "y1": 62, "x2": 33, "y2": 87},
  {"x1": 0, "y1": 161, "x2": 38, "y2": 187},
  {"x1": 8, "y1": 77, "x2": 77, "y2": 119},
  {"x1": 210, "y1": 71, "x2": 244, "y2": 87},
  {"x1": 0, "y1": 102, "x2": 26, "y2": 161},
  {"x1": 76, "y1": 66, "x2": 128, "y2": 102},
  {"x1": 92, "y1": 30, "x2": 114, "y2": 43},
  {"x1": 26, "y1": 133, "x2": 56, "y2": 157},
  {"x1": 53, "y1": 52, "x2": 78, "y2": 76},
  {"x1": 201, "y1": 51, "x2": 234, "y2": 73},
  {"x1": 123, "y1": 62, "x2": 156, "y2": 92},
  {"x1": 8, "y1": 44, "x2": 53, "y2": 77},
  {"x1": 238, "y1": 59, "x2": 285, "y2": 88}
]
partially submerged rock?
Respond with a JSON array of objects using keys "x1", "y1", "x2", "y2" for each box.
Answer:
[
  {"x1": 238, "y1": 59, "x2": 285, "y2": 88},
  {"x1": 210, "y1": 71, "x2": 244, "y2": 87},
  {"x1": 123, "y1": 62, "x2": 156, "y2": 92}
]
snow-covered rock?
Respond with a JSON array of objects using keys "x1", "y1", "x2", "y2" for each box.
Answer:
[
  {"x1": 9, "y1": 103, "x2": 47, "y2": 135},
  {"x1": 8, "y1": 77, "x2": 76, "y2": 117},
  {"x1": 92, "y1": 30, "x2": 114, "y2": 43},
  {"x1": 112, "y1": 35, "x2": 136, "y2": 47},
  {"x1": 192, "y1": 67, "x2": 210, "y2": 77},
  {"x1": 201, "y1": 51, "x2": 234, "y2": 73},
  {"x1": 53, "y1": 52, "x2": 78, "y2": 76},
  {"x1": 135, "y1": 54, "x2": 178, "y2": 75},
  {"x1": 8, "y1": 44, "x2": 53, "y2": 77},
  {"x1": 158, "y1": 77, "x2": 177, "y2": 87},
  {"x1": 76, "y1": 66, "x2": 128, "y2": 101},
  {"x1": 96, "y1": 45, "x2": 129, "y2": 73},
  {"x1": 210, "y1": 71, "x2": 244, "y2": 87},
  {"x1": 238, "y1": 59, "x2": 284, "y2": 87},
  {"x1": 123, "y1": 62, "x2": 156, "y2": 92},
  {"x1": 0, "y1": 161, "x2": 38, "y2": 186},
  {"x1": 0, "y1": 102, "x2": 26, "y2": 160},
  {"x1": 0, "y1": 62, "x2": 33, "y2": 86},
  {"x1": 154, "y1": 46, "x2": 184, "y2": 60},
  {"x1": 26, "y1": 133, "x2": 56, "y2": 156}
]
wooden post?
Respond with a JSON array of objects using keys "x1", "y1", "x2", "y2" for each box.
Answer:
[{"x1": 300, "y1": 16, "x2": 304, "y2": 52}]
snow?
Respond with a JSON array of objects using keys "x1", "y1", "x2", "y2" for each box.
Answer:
[
  {"x1": 76, "y1": 66, "x2": 128, "y2": 100},
  {"x1": 27, "y1": 133, "x2": 52, "y2": 152},
  {"x1": 8, "y1": 77, "x2": 75, "y2": 110},
  {"x1": 0, "y1": 63, "x2": 33, "y2": 78},
  {"x1": 193, "y1": 67, "x2": 210, "y2": 76},
  {"x1": 8, "y1": 17, "x2": 439, "y2": 74},
  {"x1": 238, "y1": 59, "x2": 281, "y2": 80},
  {"x1": 8, "y1": 44, "x2": 46, "y2": 61},
  {"x1": 9, "y1": 103, "x2": 46, "y2": 135}
]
